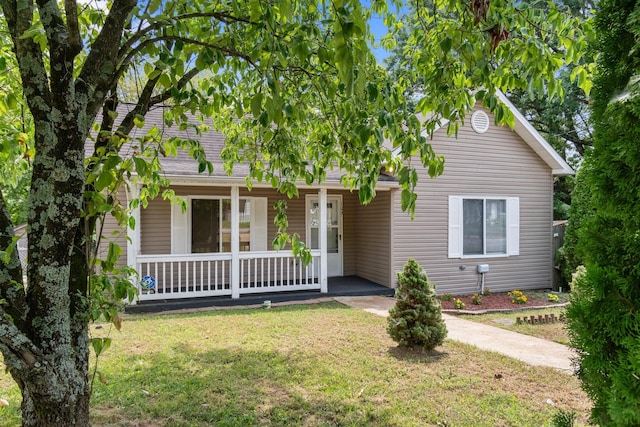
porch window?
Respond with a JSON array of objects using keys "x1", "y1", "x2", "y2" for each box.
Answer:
[
  {"x1": 308, "y1": 201, "x2": 339, "y2": 254},
  {"x1": 448, "y1": 196, "x2": 519, "y2": 258},
  {"x1": 171, "y1": 197, "x2": 267, "y2": 254},
  {"x1": 191, "y1": 199, "x2": 230, "y2": 253}
]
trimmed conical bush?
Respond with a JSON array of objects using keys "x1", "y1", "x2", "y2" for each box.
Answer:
[{"x1": 387, "y1": 259, "x2": 447, "y2": 350}]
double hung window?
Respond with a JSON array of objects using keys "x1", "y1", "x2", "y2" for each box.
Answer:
[
  {"x1": 171, "y1": 197, "x2": 267, "y2": 254},
  {"x1": 448, "y1": 196, "x2": 519, "y2": 258}
]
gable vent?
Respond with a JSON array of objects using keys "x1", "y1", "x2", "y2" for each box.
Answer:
[{"x1": 471, "y1": 110, "x2": 490, "y2": 134}]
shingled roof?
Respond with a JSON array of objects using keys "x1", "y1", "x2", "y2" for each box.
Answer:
[{"x1": 88, "y1": 104, "x2": 398, "y2": 186}]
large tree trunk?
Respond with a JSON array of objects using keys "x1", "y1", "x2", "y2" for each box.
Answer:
[
  {"x1": 15, "y1": 119, "x2": 92, "y2": 425},
  {"x1": 19, "y1": 378, "x2": 91, "y2": 427},
  {"x1": 0, "y1": 0, "x2": 140, "y2": 425}
]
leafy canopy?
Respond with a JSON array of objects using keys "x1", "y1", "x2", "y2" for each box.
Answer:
[
  {"x1": 0, "y1": 0, "x2": 593, "y2": 424},
  {"x1": 382, "y1": 0, "x2": 592, "y2": 206}
]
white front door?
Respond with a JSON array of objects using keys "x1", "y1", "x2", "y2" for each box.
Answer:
[{"x1": 307, "y1": 195, "x2": 343, "y2": 277}]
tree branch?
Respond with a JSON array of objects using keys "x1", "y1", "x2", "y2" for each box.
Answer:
[
  {"x1": 115, "y1": 67, "x2": 200, "y2": 140},
  {"x1": 0, "y1": 306, "x2": 42, "y2": 373},
  {"x1": 34, "y1": 0, "x2": 84, "y2": 114},
  {"x1": 92, "y1": 65, "x2": 200, "y2": 160},
  {"x1": 65, "y1": 0, "x2": 83, "y2": 56},
  {"x1": 77, "y1": 0, "x2": 138, "y2": 119},
  {"x1": 148, "y1": 68, "x2": 200, "y2": 106},
  {"x1": 119, "y1": 36, "x2": 257, "y2": 74},
  {"x1": 118, "y1": 10, "x2": 255, "y2": 58},
  {"x1": 1, "y1": 0, "x2": 52, "y2": 121}
]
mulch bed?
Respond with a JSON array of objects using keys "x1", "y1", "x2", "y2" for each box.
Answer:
[{"x1": 439, "y1": 292, "x2": 561, "y2": 312}]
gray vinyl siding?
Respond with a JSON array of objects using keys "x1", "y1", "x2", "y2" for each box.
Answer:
[
  {"x1": 355, "y1": 191, "x2": 392, "y2": 286},
  {"x1": 140, "y1": 197, "x2": 171, "y2": 255},
  {"x1": 392, "y1": 108, "x2": 553, "y2": 295},
  {"x1": 97, "y1": 190, "x2": 129, "y2": 266},
  {"x1": 341, "y1": 192, "x2": 357, "y2": 276}
]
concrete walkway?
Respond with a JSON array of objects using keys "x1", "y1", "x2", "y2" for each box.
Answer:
[{"x1": 334, "y1": 295, "x2": 575, "y2": 374}]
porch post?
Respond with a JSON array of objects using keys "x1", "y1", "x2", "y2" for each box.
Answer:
[
  {"x1": 126, "y1": 183, "x2": 141, "y2": 304},
  {"x1": 319, "y1": 188, "x2": 328, "y2": 293},
  {"x1": 231, "y1": 185, "x2": 240, "y2": 299},
  {"x1": 231, "y1": 185, "x2": 240, "y2": 298}
]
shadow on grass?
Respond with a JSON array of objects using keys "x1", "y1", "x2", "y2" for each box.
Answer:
[
  {"x1": 91, "y1": 341, "x2": 398, "y2": 427},
  {"x1": 387, "y1": 345, "x2": 449, "y2": 364},
  {"x1": 126, "y1": 301, "x2": 350, "y2": 322}
]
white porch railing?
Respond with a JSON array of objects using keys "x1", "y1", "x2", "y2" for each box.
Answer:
[
  {"x1": 137, "y1": 253, "x2": 232, "y2": 301},
  {"x1": 136, "y1": 250, "x2": 321, "y2": 301},
  {"x1": 239, "y1": 250, "x2": 321, "y2": 294}
]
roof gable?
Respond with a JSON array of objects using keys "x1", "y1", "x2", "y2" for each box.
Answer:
[
  {"x1": 495, "y1": 92, "x2": 573, "y2": 176},
  {"x1": 392, "y1": 92, "x2": 574, "y2": 176}
]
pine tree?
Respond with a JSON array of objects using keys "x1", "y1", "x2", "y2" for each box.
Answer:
[{"x1": 387, "y1": 259, "x2": 447, "y2": 350}]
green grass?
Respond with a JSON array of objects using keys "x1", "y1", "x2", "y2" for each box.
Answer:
[
  {"x1": 0, "y1": 303, "x2": 589, "y2": 426},
  {"x1": 527, "y1": 291, "x2": 571, "y2": 304},
  {"x1": 460, "y1": 307, "x2": 570, "y2": 345}
]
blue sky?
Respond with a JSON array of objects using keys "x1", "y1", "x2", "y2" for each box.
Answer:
[
  {"x1": 367, "y1": 3, "x2": 409, "y2": 65},
  {"x1": 370, "y1": 14, "x2": 391, "y2": 64}
]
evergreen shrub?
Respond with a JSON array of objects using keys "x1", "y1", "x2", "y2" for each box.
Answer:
[
  {"x1": 565, "y1": 0, "x2": 640, "y2": 422},
  {"x1": 387, "y1": 259, "x2": 447, "y2": 350}
]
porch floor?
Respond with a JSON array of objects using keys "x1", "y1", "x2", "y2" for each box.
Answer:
[{"x1": 126, "y1": 276, "x2": 395, "y2": 314}]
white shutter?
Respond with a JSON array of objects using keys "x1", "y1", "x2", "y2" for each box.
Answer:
[
  {"x1": 448, "y1": 196, "x2": 462, "y2": 258},
  {"x1": 507, "y1": 197, "x2": 520, "y2": 256},
  {"x1": 171, "y1": 200, "x2": 189, "y2": 254},
  {"x1": 250, "y1": 197, "x2": 268, "y2": 251}
]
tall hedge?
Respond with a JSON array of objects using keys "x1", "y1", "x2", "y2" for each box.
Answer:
[
  {"x1": 565, "y1": 0, "x2": 640, "y2": 424},
  {"x1": 558, "y1": 164, "x2": 593, "y2": 288}
]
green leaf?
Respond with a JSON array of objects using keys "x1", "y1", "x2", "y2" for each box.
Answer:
[
  {"x1": 133, "y1": 115, "x2": 145, "y2": 128},
  {"x1": 234, "y1": 101, "x2": 243, "y2": 119},
  {"x1": 95, "y1": 171, "x2": 113, "y2": 191},
  {"x1": 5, "y1": 93, "x2": 18, "y2": 110},
  {"x1": 90, "y1": 338, "x2": 103, "y2": 356},
  {"x1": 159, "y1": 73, "x2": 171, "y2": 88},
  {"x1": 105, "y1": 242, "x2": 122, "y2": 271},
  {"x1": 133, "y1": 157, "x2": 148, "y2": 176},
  {"x1": 272, "y1": 233, "x2": 289, "y2": 251},
  {"x1": 174, "y1": 60, "x2": 184, "y2": 77},
  {"x1": 258, "y1": 111, "x2": 269, "y2": 127},
  {"x1": 400, "y1": 189, "x2": 417, "y2": 213},
  {"x1": 283, "y1": 103, "x2": 294, "y2": 118},
  {"x1": 367, "y1": 82, "x2": 378, "y2": 102},
  {"x1": 250, "y1": 93, "x2": 263, "y2": 118},
  {"x1": 439, "y1": 37, "x2": 452, "y2": 54},
  {"x1": 195, "y1": 54, "x2": 207, "y2": 71},
  {"x1": 90, "y1": 338, "x2": 111, "y2": 357}
]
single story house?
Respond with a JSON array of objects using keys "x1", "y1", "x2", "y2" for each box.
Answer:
[{"x1": 100, "y1": 92, "x2": 572, "y2": 303}]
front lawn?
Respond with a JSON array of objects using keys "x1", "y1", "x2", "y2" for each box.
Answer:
[{"x1": 0, "y1": 302, "x2": 589, "y2": 426}]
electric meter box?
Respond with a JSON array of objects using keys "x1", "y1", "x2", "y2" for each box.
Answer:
[{"x1": 477, "y1": 264, "x2": 489, "y2": 273}]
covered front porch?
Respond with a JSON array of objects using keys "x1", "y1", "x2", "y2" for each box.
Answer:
[
  {"x1": 126, "y1": 183, "x2": 395, "y2": 303},
  {"x1": 126, "y1": 276, "x2": 394, "y2": 313}
]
